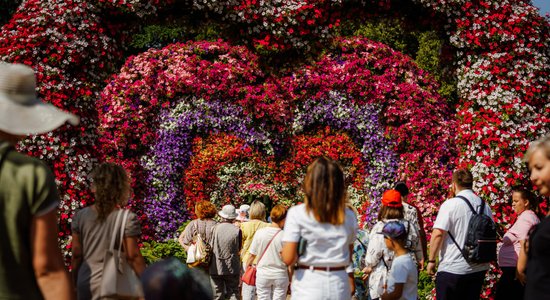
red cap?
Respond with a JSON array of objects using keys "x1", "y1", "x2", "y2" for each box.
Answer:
[{"x1": 382, "y1": 190, "x2": 402, "y2": 208}]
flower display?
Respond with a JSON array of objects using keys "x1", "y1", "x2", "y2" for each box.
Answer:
[
  {"x1": 98, "y1": 38, "x2": 453, "y2": 237},
  {"x1": 143, "y1": 97, "x2": 274, "y2": 237},
  {"x1": 2, "y1": 1, "x2": 548, "y2": 295}
]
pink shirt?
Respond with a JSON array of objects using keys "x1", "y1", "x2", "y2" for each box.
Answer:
[{"x1": 498, "y1": 210, "x2": 540, "y2": 267}]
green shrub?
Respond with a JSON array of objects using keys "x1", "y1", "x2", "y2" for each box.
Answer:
[
  {"x1": 140, "y1": 220, "x2": 190, "y2": 265},
  {"x1": 418, "y1": 269, "x2": 435, "y2": 299},
  {"x1": 140, "y1": 240, "x2": 186, "y2": 265}
]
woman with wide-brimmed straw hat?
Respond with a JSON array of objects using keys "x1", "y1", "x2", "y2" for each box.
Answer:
[{"x1": 0, "y1": 62, "x2": 78, "y2": 299}]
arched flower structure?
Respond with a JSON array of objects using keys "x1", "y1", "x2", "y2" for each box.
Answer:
[
  {"x1": 97, "y1": 38, "x2": 455, "y2": 239},
  {"x1": 0, "y1": 4, "x2": 548, "y2": 296}
]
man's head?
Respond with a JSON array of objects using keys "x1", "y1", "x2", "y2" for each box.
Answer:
[
  {"x1": 451, "y1": 168, "x2": 473, "y2": 192},
  {"x1": 394, "y1": 181, "x2": 409, "y2": 198},
  {"x1": 0, "y1": 63, "x2": 78, "y2": 139}
]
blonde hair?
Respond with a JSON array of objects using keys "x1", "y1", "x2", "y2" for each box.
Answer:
[
  {"x1": 249, "y1": 200, "x2": 266, "y2": 221},
  {"x1": 524, "y1": 135, "x2": 550, "y2": 162},
  {"x1": 91, "y1": 162, "x2": 130, "y2": 222},
  {"x1": 303, "y1": 157, "x2": 347, "y2": 225}
]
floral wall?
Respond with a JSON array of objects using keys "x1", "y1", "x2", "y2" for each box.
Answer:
[{"x1": 0, "y1": 0, "x2": 548, "y2": 297}]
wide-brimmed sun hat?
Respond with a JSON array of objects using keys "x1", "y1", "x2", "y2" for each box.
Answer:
[
  {"x1": 0, "y1": 63, "x2": 79, "y2": 135},
  {"x1": 218, "y1": 204, "x2": 238, "y2": 220}
]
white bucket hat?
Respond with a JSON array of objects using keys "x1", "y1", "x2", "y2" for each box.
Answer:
[
  {"x1": 218, "y1": 204, "x2": 238, "y2": 220},
  {"x1": 0, "y1": 63, "x2": 79, "y2": 135}
]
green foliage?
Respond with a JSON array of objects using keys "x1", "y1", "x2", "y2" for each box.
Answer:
[
  {"x1": 345, "y1": 18, "x2": 419, "y2": 56},
  {"x1": 140, "y1": 240, "x2": 187, "y2": 265},
  {"x1": 129, "y1": 19, "x2": 225, "y2": 52},
  {"x1": 140, "y1": 220, "x2": 190, "y2": 265},
  {"x1": 416, "y1": 31, "x2": 457, "y2": 102},
  {"x1": 418, "y1": 269, "x2": 435, "y2": 299}
]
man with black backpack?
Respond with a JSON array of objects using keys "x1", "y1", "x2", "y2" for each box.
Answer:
[{"x1": 427, "y1": 169, "x2": 496, "y2": 300}]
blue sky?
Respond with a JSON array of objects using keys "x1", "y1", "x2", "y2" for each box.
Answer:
[{"x1": 532, "y1": 0, "x2": 550, "y2": 16}]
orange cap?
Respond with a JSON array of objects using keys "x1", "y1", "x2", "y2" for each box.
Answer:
[{"x1": 382, "y1": 189, "x2": 402, "y2": 208}]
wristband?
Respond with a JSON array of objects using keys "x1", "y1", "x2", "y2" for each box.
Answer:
[{"x1": 428, "y1": 260, "x2": 436, "y2": 263}]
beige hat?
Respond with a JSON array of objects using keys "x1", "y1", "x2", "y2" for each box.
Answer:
[
  {"x1": 218, "y1": 205, "x2": 238, "y2": 220},
  {"x1": 0, "y1": 63, "x2": 79, "y2": 135}
]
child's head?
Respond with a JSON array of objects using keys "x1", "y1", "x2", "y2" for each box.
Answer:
[{"x1": 380, "y1": 221, "x2": 408, "y2": 251}]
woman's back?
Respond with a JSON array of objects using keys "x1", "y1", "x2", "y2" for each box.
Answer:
[
  {"x1": 283, "y1": 203, "x2": 357, "y2": 267},
  {"x1": 71, "y1": 207, "x2": 141, "y2": 300}
]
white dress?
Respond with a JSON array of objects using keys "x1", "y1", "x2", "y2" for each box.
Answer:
[{"x1": 282, "y1": 204, "x2": 358, "y2": 300}]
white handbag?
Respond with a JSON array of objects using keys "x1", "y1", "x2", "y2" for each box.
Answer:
[{"x1": 99, "y1": 209, "x2": 144, "y2": 299}]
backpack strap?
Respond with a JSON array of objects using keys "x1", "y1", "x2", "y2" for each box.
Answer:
[
  {"x1": 456, "y1": 195, "x2": 482, "y2": 214},
  {"x1": 356, "y1": 237, "x2": 367, "y2": 251},
  {"x1": 447, "y1": 195, "x2": 485, "y2": 261}
]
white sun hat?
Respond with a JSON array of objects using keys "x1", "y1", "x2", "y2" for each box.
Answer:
[
  {"x1": 218, "y1": 204, "x2": 238, "y2": 220},
  {"x1": 0, "y1": 62, "x2": 79, "y2": 135}
]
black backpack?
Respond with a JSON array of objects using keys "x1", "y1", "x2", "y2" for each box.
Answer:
[{"x1": 448, "y1": 195, "x2": 497, "y2": 263}]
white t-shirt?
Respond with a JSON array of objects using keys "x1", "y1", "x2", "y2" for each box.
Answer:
[
  {"x1": 386, "y1": 254, "x2": 418, "y2": 300},
  {"x1": 433, "y1": 189, "x2": 492, "y2": 274},
  {"x1": 282, "y1": 203, "x2": 358, "y2": 267},
  {"x1": 248, "y1": 227, "x2": 287, "y2": 279}
]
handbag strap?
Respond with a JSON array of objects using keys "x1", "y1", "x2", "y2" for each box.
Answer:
[
  {"x1": 256, "y1": 230, "x2": 281, "y2": 265},
  {"x1": 108, "y1": 209, "x2": 130, "y2": 253},
  {"x1": 108, "y1": 210, "x2": 123, "y2": 251},
  {"x1": 118, "y1": 210, "x2": 130, "y2": 254}
]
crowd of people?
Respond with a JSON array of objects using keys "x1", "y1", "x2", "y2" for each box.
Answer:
[{"x1": 1, "y1": 61, "x2": 550, "y2": 300}]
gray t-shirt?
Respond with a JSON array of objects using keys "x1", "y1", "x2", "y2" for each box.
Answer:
[{"x1": 71, "y1": 207, "x2": 141, "y2": 300}]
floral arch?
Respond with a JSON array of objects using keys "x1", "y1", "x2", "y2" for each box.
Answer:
[{"x1": 0, "y1": 0, "x2": 548, "y2": 297}]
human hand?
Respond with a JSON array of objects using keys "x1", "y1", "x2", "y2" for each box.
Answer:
[
  {"x1": 361, "y1": 267, "x2": 372, "y2": 281},
  {"x1": 427, "y1": 261, "x2": 437, "y2": 276},
  {"x1": 419, "y1": 259, "x2": 425, "y2": 271},
  {"x1": 516, "y1": 270, "x2": 526, "y2": 286}
]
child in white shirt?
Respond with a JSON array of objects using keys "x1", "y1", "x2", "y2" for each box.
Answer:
[{"x1": 380, "y1": 221, "x2": 418, "y2": 300}]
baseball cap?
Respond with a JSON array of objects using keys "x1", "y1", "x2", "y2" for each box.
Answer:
[
  {"x1": 381, "y1": 189, "x2": 402, "y2": 208},
  {"x1": 378, "y1": 221, "x2": 407, "y2": 240}
]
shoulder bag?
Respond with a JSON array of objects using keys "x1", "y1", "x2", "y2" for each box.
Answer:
[
  {"x1": 99, "y1": 209, "x2": 144, "y2": 299},
  {"x1": 242, "y1": 230, "x2": 281, "y2": 286}
]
